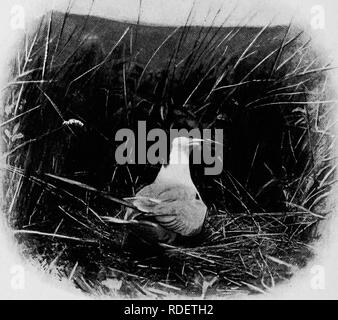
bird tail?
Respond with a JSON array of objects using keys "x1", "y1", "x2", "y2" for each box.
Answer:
[{"x1": 102, "y1": 216, "x2": 176, "y2": 244}]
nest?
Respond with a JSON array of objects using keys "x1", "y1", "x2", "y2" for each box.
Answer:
[{"x1": 1, "y1": 11, "x2": 336, "y2": 298}]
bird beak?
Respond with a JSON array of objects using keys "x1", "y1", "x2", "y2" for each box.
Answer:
[{"x1": 189, "y1": 138, "x2": 203, "y2": 147}]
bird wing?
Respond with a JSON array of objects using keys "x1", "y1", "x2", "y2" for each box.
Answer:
[
  {"x1": 125, "y1": 183, "x2": 197, "y2": 218},
  {"x1": 151, "y1": 199, "x2": 207, "y2": 237},
  {"x1": 102, "y1": 216, "x2": 176, "y2": 243},
  {"x1": 136, "y1": 183, "x2": 196, "y2": 202},
  {"x1": 124, "y1": 183, "x2": 206, "y2": 239},
  {"x1": 123, "y1": 199, "x2": 206, "y2": 240},
  {"x1": 124, "y1": 196, "x2": 162, "y2": 213}
]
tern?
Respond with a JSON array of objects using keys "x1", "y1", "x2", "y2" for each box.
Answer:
[
  {"x1": 46, "y1": 137, "x2": 207, "y2": 245},
  {"x1": 120, "y1": 136, "x2": 207, "y2": 244}
]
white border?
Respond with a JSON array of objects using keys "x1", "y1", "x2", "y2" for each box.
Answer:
[{"x1": 1, "y1": 0, "x2": 337, "y2": 299}]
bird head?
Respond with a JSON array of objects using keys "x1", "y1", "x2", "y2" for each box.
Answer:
[
  {"x1": 157, "y1": 136, "x2": 203, "y2": 182},
  {"x1": 171, "y1": 136, "x2": 203, "y2": 154},
  {"x1": 167, "y1": 136, "x2": 203, "y2": 165}
]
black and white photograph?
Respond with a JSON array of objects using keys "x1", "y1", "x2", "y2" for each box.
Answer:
[{"x1": 0, "y1": 0, "x2": 337, "y2": 303}]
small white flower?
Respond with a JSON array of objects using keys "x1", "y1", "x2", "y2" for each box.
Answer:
[{"x1": 63, "y1": 119, "x2": 84, "y2": 127}]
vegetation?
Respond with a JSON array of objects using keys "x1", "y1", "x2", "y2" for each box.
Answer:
[{"x1": 1, "y1": 9, "x2": 336, "y2": 297}]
